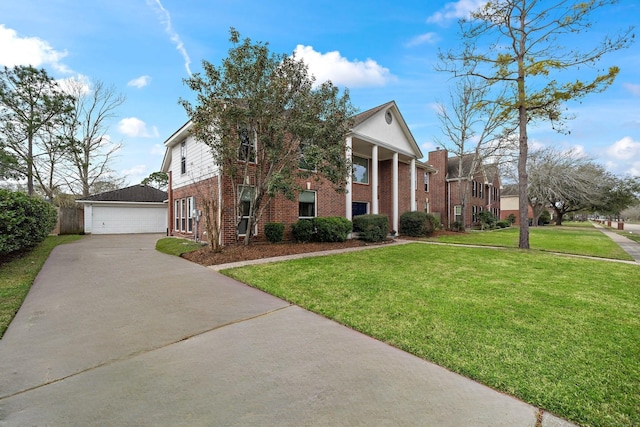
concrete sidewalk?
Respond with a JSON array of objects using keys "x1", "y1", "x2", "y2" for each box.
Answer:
[
  {"x1": 591, "y1": 221, "x2": 640, "y2": 262},
  {"x1": 0, "y1": 234, "x2": 575, "y2": 426}
]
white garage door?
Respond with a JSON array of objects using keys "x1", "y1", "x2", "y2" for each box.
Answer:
[{"x1": 92, "y1": 205, "x2": 167, "y2": 234}]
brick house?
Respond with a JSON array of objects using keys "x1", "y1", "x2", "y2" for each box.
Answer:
[
  {"x1": 160, "y1": 101, "x2": 437, "y2": 245},
  {"x1": 426, "y1": 149, "x2": 501, "y2": 229}
]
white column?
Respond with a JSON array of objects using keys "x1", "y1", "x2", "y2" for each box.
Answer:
[
  {"x1": 392, "y1": 152, "x2": 399, "y2": 231},
  {"x1": 345, "y1": 136, "x2": 353, "y2": 221},
  {"x1": 371, "y1": 145, "x2": 379, "y2": 214},
  {"x1": 410, "y1": 158, "x2": 416, "y2": 211}
]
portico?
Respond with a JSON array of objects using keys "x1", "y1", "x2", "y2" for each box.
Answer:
[{"x1": 344, "y1": 101, "x2": 425, "y2": 231}]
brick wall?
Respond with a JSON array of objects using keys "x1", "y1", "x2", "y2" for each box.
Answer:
[{"x1": 428, "y1": 149, "x2": 449, "y2": 226}]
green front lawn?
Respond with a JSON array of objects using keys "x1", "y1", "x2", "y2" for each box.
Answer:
[
  {"x1": 222, "y1": 243, "x2": 640, "y2": 427},
  {"x1": 0, "y1": 235, "x2": 83, "y2": 338},
  {"x1": 427, "y1": 226, "x2": 633, "y2": 260}
]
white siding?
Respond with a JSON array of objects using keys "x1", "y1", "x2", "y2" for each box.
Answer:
[
  {"x1": 353, "y1": 110, "x2": 415, "y2": 156},
  {"x1": 172, "y1": 135, "x2": 219, "y2": 189},
  {"x1": 89, "y1": 204, "x2": 167, "y2": 234}
]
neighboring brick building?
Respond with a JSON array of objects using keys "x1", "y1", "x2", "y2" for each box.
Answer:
[
  {"x1": 426, "y1": 148, "x2": 501, "y2": 229},
  {"x1": 161, "y1": 101, "x2": 436, "y2": 245}
]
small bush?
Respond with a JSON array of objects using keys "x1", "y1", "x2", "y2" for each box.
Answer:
[
  {"x1": 478, "y1": 211, "x2": 497, "y2": 230},
  {"x1": 291, "y1": 219, "x2": 315, "y2": 243},
  {"x1": 399, "y1": 211, "x2": 437, "y2": 237},
  {"x1": 353, "y1": 214, "x2": 389, "y2": 242},
  {"x1": 264, "y1": 222, "x2": 285, "y2": 243},
  {"x1": 496, "y1": 220, "x2": 510, "y2": 228},
  {"x1": 451, "y1": 221, "x2": 465, "y2": 232},
  {"x1": 0, "y1": 189, "x2": 57, "y2": 256},
  {"x1": 507, "y1": 214, "x2": 516, "y2": 224},
  {"x1": 539, "y1": 210, "x2": 551, "y2": 225},
  {"x1": 313, "y1": 217, "x2": 352, "y2": 242}
]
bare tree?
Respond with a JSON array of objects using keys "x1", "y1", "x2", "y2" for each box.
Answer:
[
  {"x1": 439, "y1": 0, "x2": 634, "y2": 248},
  {"x1": 61, "y1": 79, "x2": 125, "y2": 197},
  {"x1": 435, "y1": 76, "x2": 514, "y2": 229},
  {"x1": 528, "y1": 147, "x2": 607, "y2": 225}
]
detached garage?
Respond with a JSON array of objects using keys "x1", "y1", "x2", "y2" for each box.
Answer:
[{"x1": 77, "y1": 185, "x2": 168, "y2": 234}]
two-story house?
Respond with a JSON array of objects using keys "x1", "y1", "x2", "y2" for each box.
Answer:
[
  {"x1": 161, "y1": 101, "x2": 437, "y2": 245},
  {"x1": 427, "y1": 148, "x2": 501, "y2": 228}
]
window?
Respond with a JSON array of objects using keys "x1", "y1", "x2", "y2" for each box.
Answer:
[
  {"x1": 174, "y1": 200, "x2": 180, "y2": 231},
  {"x1": 352, "y1": 202, "x2": 368, "y2": 217},
  {"x1": 299, "y1": 191, "x2": 316, "y2": 218},
  {"x1": 238, "y1": 186, "x2": 255, "y2": 235},
  {"x1": 180, "y1": 198, "x2": 187, "y2": 231},
  {"x1": 472, "y1": 205, "x2": 478, "y2": 223},
  {"x1": 454, "y1": 205, "x2": 462, "y2": 223},
  {"x1": 180, "y1": 141, "x2": 187, "y2": 174},
  {"x1": 472, "y1": 180, "x2": 477, "y2": 198},
  {"x1": 352, "y1": 156, "x2": 369, "y2": 184},
  {"x1": 299, "y1": 140, "x2": 314, "y2": 170},
  {"x1": 480, "y1": 183, "x2": 484, "y2": 199},
  {"x1": 187, "y1": 196, "x2": 194, "y2": 233},
  {"x1": 238, "y1": 126, "x2": 256, "y2": 162},
  {"x1": 424, "y1": 172, "x2": 429, "y2": 192}
]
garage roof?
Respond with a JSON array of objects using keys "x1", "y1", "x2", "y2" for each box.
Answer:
[{"x1": 78, "y1": 185, "x2": 167, "y2": 203}]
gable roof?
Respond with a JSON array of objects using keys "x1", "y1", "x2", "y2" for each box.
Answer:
[
  {"x1": 446, "y1": 153, "x2": 500, "y2": 185},
  {"x1": 350, "y1": 100, "x2": 423, "y2": 159},
  {"x1": 78, "y1": 185, "x2": 167, "y2": 203}
]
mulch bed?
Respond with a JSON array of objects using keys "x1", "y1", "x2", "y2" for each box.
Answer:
[
  {"x1": 181, "y1": 230, "x2": 462, "y2": 267},
  {"x1": 181, "y1": 239, "x2": 395, "y2": 266}
]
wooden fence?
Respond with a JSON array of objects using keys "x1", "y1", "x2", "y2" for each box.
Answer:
[{"x1": 52, "y1": 207, "x2": 84, "y2": 235}]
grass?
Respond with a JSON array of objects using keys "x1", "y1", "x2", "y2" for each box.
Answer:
[
  {"x1": 426, "y1": 225, "x2": 633, "y2": 261},
  {"x1": 0, "y1": 235, "x2": 83, "y2": 338},
  {"x1": 222, "y1": 243, "x2": 640, "y2": 427},
  {"x1": 155, "y1": 237, "x2": 206, "y2": 256}
]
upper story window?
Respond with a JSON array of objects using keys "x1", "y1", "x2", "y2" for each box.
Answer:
[
  {"x1": 424, "y1": 172, "x2": 429, "y2": 192},
  {"x1": 238, "y1": 126, "x2": 256, "y2": 162},
  {"x1": 180, "y1": 140, "x2": 187, "y2": 174},
  {"x1": 299, "y1": 140, "x2": 314, "y2": 171},
  {"x1": 352, "y1": 155, "x2": 369, "y2": 184}
]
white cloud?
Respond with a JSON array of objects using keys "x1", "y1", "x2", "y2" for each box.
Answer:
[
  {"x1": 406, "y1": 33, "x2": 440, "y2": 47},
  {"x1": 118, "y1": 117, "x2": 159, "y2": 138},
  {"x1": 607, "y1": 136, "x2": 640, "y2": 160},
  {"x1": 128, "y1": 75, "x2": 152, "y2": 88},
  {"x1": 427, "y1": 0, "x2": 488, "y2": 24},
  {"x1": 122, "y1": 165, "x2": 147, "y2": 176},
  {"x1": 147, "y1": 0, "x2": 192, "y2": 76},
  {"x1": 293, "y1": 45, "x2": 395, "y2": 88},
  {"x1": 150, "y1": 144, "x2": 165, "y2": 155},
  {"x1": 0, "y1": 24, "x2": 71, "y2": 73},
  {"x1": 623, "y1": 83, "x2": 640, "y2": 96}
]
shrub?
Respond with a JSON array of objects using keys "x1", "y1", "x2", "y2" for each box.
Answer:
[
  {"x1": 478, "y1": 211, "x2": 497, "y2": 230},
  {"x1": 507, "y1": 213, "x2": 516, "y2": 224},
  {"x1": 0, "y1": 189, "x2": 57, "y2": 256},
  {"x1": 399, "y1": 211, "x2": 437, "y2": 237},
  {"x1": 496, "y1": 220, "x2": 510, "y2": 228},
  {"x1": 264, "y1": 222, "x2": 285, "y2": 243},
  {"x1": 539, "y1": 210, "x2": 551, "y2": 225},
  {"x1": 353, "y1": 214, "x2": 389, "y2": 242},
  {"x1": 313, "y1": 217, "x2": 352, "y2": 242},
  {"x1": 451, "y1": 221, "x2": 465, "y2": 232},
  {"x1": 291, "y1": 219, "x2": 314, "y2": 243}
]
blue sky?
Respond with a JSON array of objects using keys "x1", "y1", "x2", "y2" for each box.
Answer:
[{"x1": 2, "y1": 0, "x2": 639, "y2": 186}]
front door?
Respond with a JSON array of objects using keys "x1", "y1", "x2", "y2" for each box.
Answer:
[{"x1": 352, "y1": 202, "x2": 368, "y2": 218}]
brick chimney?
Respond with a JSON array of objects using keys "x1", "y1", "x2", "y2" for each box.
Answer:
[{"x1": 428, "y1": 149, "x2": 448, "y2": 226}]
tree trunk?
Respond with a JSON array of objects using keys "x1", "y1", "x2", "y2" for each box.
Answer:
[{"x1": 517, "y1": 10, "x2": 530, "y2": 249}]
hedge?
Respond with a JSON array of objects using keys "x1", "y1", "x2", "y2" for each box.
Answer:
[
  {"x1": 292, "y1": 217, "x2": 352, "y2": 243},
  {"x1": 0, "y1": 189, "x2": 57, "y2": 256},
  {"x1": 352, "y1": 214, "x2": 389, "y2": 242},
  {"x1": 399, "y1": 211, "x2": 438, "y2": 237}
]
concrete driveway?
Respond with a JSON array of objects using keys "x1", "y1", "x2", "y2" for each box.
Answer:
[{"x1": 0, "y1": 234, "x2": 574, "y2": 426}]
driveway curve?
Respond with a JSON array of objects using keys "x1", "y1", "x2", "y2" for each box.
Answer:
[{"x1": 0, "y1": 234, "x2": 574, "y2": 426}]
